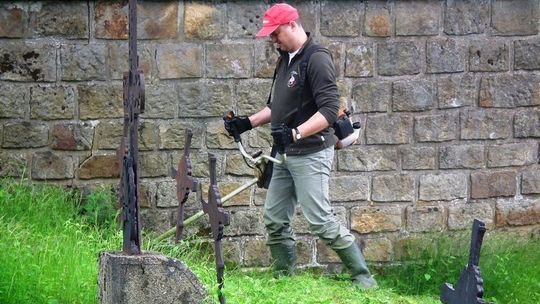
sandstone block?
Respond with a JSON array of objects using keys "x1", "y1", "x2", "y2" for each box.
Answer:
[
  {"x1": 345, "y1": 43, "x2": 374, "y2": 77},
  {"x1": 515, "y1": 108, "x2": 540, "y2": 138},
  {"x1": 207, "y1": 123, "x2": 238, "y2": 152},
  {"x1": 215, "y1": 181, "x2": 251, "y2": 206},
  {"x1": 414, "y1": 112, "x2": 458, "y2": 142},
  {"x1": 29, "y1": 1, "x2": 88, "y2": 38},
  {"x1": 491, "y1": 0, "x2": 539, "y2": 36},
  {"x1": 337, "y1": 147, "x2": 399, "y2": 172},
  {"x1": 351, "y1": 205, "x2": 402, "y2": 234},
  {"x1": 437, "y1": 74, "x2": 477, "y2": 109},
  {"x1": 30, "y1": 85, "x2": 75, "y2": 120},
  {"x1": 363, "y1": 238, "x2": 392, "y2": 262},
  {"x1": 206, "y1": 43, "x2": 252, "y2": 79},
  {"x1": 2, "y1": 121, "x2": 48, "y2": 148},
  {"x1": 226, "y1": 2, "x2": 267, "y2": 38},
  {"x1": 469, "y1": 40, "x2": 509, "y2": 72},
  {"x1": 254, "y1": 40, "x2": 281, "y2": 78},
  {"x1": 243, "y1": 238, "x2": 271, "y2": 267},
  {"x1": 330, "y1": 175, "x2": 369, "y2": 202},
  {"x1": 377, "y1": 41, "x2": 421, "y2": 76},
  {"x1": 158, "y1": 121, "x2": 204, "y2": 150},
  {"x1": 52, "y1": 122, "x2": 93, "y2": 151},
  {"x1": 225, "y1": 154, "x2": 253, "y2": 177},
  {"x1": 156, "y1": 44, "x2": 203, "y2": 79},
  {"x1": 460, "y1": 109, "x2": 513, "y2": 140},
  {"x1": 366, "y1": 114, "x2": 412, "y2": 145},
  {"x1": 0, "y1": 82, "x2": 28, "y2": 118},
  {"x1": 31, "y1": 151, "x2": 74, "y2": 180},
  {"x1": 0, "y1": 3, "x2": 26, "y2": 37},
  {"x1": 364, "y1": 1, "x2": 392, "y2": 37},
  {"x1": 96, "y1": 120, "x2": 155, "y2": 151},
  {"x1": 514, "y1": 39, "x2": 540, "y2": 70},
  {"x1": 406, "y1": 205, "x2": 445, "y2": 232},
  {"x1": 328, "y1": 42, "x2": 344, "y2": 78},
  {"x1": 487, "y1": 142, "x2": 538, "y2": 167},
  {"x1": 60, "y1": 44, "x2": 107, "y2": 81},
  {"x1": 139, "y1": 182, "x2": 157, "y2": 209},
  {"x1": 108, "y1": 43, "x2": 154, "y2": 81},
  {"x1": 0, "y1": 151, "x2": 27, "y2": 177},
  {"x1": 522, "y1": 169, "x2": 540, "y2": 195},
  {"x1": 419, "y1": 173, "x2": 468, "y2": 201},
  {"x1": 78, "y1": 83, "x2": 123, "y2": 119},
  {"x1": 496, "y1": 197, "x2": 540, "y2": 227},
  {"x1": 395, "y1": 0, "x2": 440, "y2": 36},
  {"x1": 448, "y1": 201, "x2": 494, "y2": 230},
  {"x1": 155, "y1": 181, "x2": 177, "y2": 208},
  {"x1": 142, "y1": 82, "x2": 177, "y2": 119},
  {"x1": 78, "y1": 154, "x2": 119, "y2": 179},
  {"x1": 401, "y1": 146, "x2": 437, "y2": 170},
  {"x1": 479, "y1": 74, "x2": 540, "y2": 108},
  {"x1": 351, "y1": 81, "x2": 391, "y2": 113},
  {"x1": 223, "y1": 240, "x2": 241, "y2": 266},
  {"x1": 0, "y1": 42, "x2": 56, "y2": 81},
  {"x1": 440, "y1": 144, "x2": 485, "y2": 169},
  {"x1": 226, "y1": 208, "x2": 265, "y2": 237},
  {"x1": 95, "y1": 1, "x2": 178, "y2": 39},
  {"x1": 185, "y1": 152, "x2": 224, "y2": 178},
  {"x1": 139, "y1": 152, "x2": 168, "y2": 178},
  {"x1": 372, "y1": 174, "x2": 415, "y2": 202},
  {"x1": 295, "y1": 239, "x2": 312, "y2": 265},
  {"x1": 184, "y1": 2, "x2": 226, "y2": 40},
  {"x1": 95, "y1": 120, "x2": 123, "y2": 150},
  {"x1": 140, "y1": 208, "x2": 173, "y2": 233},
  {"x1": 247, "y1": 125, "x2": 273, "y2": 149},
  {"x1": 235, "y1": 79, "x2": 273, "y2": 115},
  {"x1": 321, "y1": 1, "x2": 362, "y2": 37},
  {"x1": 471, "y1": 170, "x2": 517, "y2": 199},
  {"x1": 178, "y1": 81, "x2": 233, "y2": 118},
  {"x1": 426, "y1": 38, "x2": 466, "y2": 73},
  {"x1": 393, "y1": 79, "x2": 436, "y2": 112},
  {"x1": 444, "y1": 0, "x2": 489, "y2": 35}
]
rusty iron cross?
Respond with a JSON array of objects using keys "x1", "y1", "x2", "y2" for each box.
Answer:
[{"x1": 118, "y1": 0, "x2": 145, "y2": 255}]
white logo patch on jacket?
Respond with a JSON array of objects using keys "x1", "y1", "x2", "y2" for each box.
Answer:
[{"x1": 287, "y1": 71, "x2": 298, "y2": 88}]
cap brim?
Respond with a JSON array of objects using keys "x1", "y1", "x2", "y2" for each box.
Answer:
[{"x1": 256, "y1": 25, "x2": 279, "y2": 37}]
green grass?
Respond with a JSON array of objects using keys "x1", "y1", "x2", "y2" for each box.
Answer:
[{"x1": 1, "y1": 178, "x2": 539, "y2": 303}]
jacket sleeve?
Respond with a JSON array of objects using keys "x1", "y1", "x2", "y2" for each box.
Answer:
[{"x1": 307, "y1": 50, "x2": 340, "y2": 126}]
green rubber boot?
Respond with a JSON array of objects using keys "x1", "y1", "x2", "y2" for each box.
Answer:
[
  {"x1": 334, "y1": 243, "x2": 378, "y2": 290},
  {"x1": 269, "y1": 243, "x2": 296, "y2": 278}
]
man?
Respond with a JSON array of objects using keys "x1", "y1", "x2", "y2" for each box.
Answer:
[{"x1": 224, "y1": 3, "x2": 377, "y2": 290}]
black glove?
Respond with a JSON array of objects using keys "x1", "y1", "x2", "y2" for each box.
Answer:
[
  {"x1": 271, "y1": 124, "x2": 294, "y2": 154},
  {"x1": 224, "y1": 115, "x2": 252, "y2": 142}
]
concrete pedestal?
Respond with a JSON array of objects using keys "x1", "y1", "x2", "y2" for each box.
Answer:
[{"x1": 98, "y1": 251, "x2": 207, "y2": 304}]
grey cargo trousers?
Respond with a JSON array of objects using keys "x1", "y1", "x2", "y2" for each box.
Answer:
[{"x1": 264, "y1": 146, "x2": 355, "y2": 250}]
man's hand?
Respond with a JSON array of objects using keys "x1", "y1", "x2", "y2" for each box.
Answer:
[
  {"x1": 223, "y1": 112, "x2": 252, "y2": 142},
  {"x1": 271, "y1": 124, "x2": 294, "y2": 154}
]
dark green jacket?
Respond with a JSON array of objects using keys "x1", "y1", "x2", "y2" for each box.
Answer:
[{"x1": 268, "y1": 35, "x2": 339, "y2": 155}]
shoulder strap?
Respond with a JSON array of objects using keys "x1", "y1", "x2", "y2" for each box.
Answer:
[
  {"x1": 293, "y1": 44, "x2": 325, "y2": 127},
  {"x1": 298, "y1": 44, "x2": 325, "y2": 89},
  {"x1": 266, "y1": 56, "x2": 283, "y2": 105}
]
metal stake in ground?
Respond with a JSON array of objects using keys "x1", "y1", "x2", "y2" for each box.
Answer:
[
  {"x1": 201, "y1": 153, "x2": 230, "y2": 304},
  {"x1": 441, "y1": 219, "x2": 487, "y2": 304},
  {"x1": 172, "y1": 129, "x2": 197, "y2": 242},
  {"x1": 118, "y1": 0, "x2": 145, "y2": 255}
]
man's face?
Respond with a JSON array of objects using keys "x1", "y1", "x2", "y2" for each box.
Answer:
[{"x1": 270, "y1": 22, "x2": 294, "y2": 52}]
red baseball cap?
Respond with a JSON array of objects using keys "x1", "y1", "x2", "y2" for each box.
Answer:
[{"x1": 256, "y1": 3, "x2": 299, "y2": 37}]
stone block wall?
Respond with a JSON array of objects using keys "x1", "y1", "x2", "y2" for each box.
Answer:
[{"x1": 1, "y1": 0, "x2": 539, "y2": 267}]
